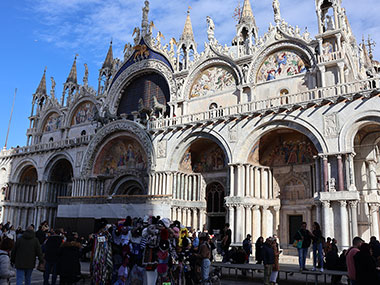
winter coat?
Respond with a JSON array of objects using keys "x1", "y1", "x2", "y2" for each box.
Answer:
[
  {"x1": 57, "y1": 241, "x2": 81, "y2": 280},
  {"x1": 11, "y1": 230, "x2": 43, "y2": 269},
  {"x1": 255, "y1": 240, "x2": 264, "y2": 262},
  {"x1": 262, "y1": 243, "x2": 274, "y2": 265},
  {"x1": 271, "y1": 243, "x2": 280, "y2": 271},
  {"x1": 44, "y1": 235, "x2": 63, "y2": 263},
  {"x1": 354, "y1": 250, "x2": 379, "y2": 285},
  {"x1": 0, "y1": 250, "x2": 15, "y2": 285}
]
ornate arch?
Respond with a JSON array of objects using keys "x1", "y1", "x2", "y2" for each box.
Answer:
[
  {"x1": 81, "y1": 120, "x2": 154, "y2": 176},
  {"x1": 11, "y1": 159, "x2": 39, "y2": 183},
  {"x1": 234, "y1": 116, "x2": 328, "y2": 163},
  {"x1": 339, "y1": 110, "x2": 380, "y2": 152},
  {"x1": 107, "y1": 59, "x2": 176, "y2": 114},
  {"x1": 182, "y1": 58, "x2": 243, "y2": 100},
  {"x1": 165, "y1": 128, "x2": 232, "y2": 172},
  {"x1": 249, "y1": 41, "x2": 317, "y2": 84},
  {"x1": 38, "y1": 109, "x2": 63, "y2": 133},
  {"x1": 109, "y1": 173, "x2": 146, "y2": 196},
  {"x1": 42, "y1": 152, "x2": 75, "y2": 181},
  {"x1": 64, "y1": 96, "x2": 98, "y2": 127}
]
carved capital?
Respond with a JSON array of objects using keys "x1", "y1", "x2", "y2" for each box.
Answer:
[
  {"x1": 253, "y1": 205, "x2": 260, "y2": 211},
  {"x1": 339, "y1": 201, "x2": 347, "y2": 208},
  {"x1": 321, "y1": 200, "x2": 330, "y2": 208},
  {"x1": 348, "y1": 200, "x2": 358, "y2": 208}
]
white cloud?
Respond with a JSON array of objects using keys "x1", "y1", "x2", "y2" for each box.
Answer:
[{"x1": 28, "y1": 0, "x2": 380, "y2": 65}]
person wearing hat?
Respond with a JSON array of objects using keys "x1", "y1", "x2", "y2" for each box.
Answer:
[
  {"x1": 346, "y1": 236, "x2": 364, "y2": 285},
  {"x1": 242, "y1": 234, "x2": 252, "y2": 263}
]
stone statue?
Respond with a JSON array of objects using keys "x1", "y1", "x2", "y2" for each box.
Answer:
[
  {"x1": 142, "y1": 1, "x2": 149, "y2": 32},
  {"x1": 50, "y1": 77, "x2": 56, "y2": 98},
  {"x1": 83, "y1": 63, "x2": 89, "y2": 86},
  {"x1": 133, "y1": 27, "x2": 141, "y2": 45},
  {"x1": 326, "y1": 15, "x2": 334, "y2": 30},
  {"x1": 303, "y1": 27, "x2": 311, "y2": 41},
  {"x1": 169, "y1": 38, "x2": 177, "y2": 53},
  {"x1": 156, "y1": 31, "x2": 165, "y2": 48},
  {"x1": 273, "y1": 0, "x2": 281, "y2": 24},
  {"x1": 206, "y1": 16, "x2": 216, "y2": 44}
]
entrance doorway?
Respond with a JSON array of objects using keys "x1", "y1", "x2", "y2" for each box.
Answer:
[
  {"x1": 206, "y1": 182, "x2": 225, "y2": 234},
  {"x1": 289, "y1": 215, "x2": 303, "y2": 244}
]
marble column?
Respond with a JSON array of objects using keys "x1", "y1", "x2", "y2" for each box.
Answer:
[
  {"x1": 236, "y1": 205, "x2": 244, "y2": 243},
  {"x1": 337, "y1": 155, "x2": 344, "y2": 191},
  {"x1": 229, "y1": 165, "x2": 235, "y2": 197},
  {"x1": 370, "y1": 204, "x2": 380, "y2": 238},
  {"x1": 192, "y1": 209, "x2": 198, "y2": 231},
  {"x1": 368, "y1": 161, "x2": 378, "y2": 193},
  {"x1": 199, "y1": 209, "x2": 206, "y2": 232},
  {"x1": 347, "y1": 154, "x2": 357, "y2": 191},
  {"x1": 322, "y1": 201, "x2": 331, "y2": 238},
  {"x1": 340, "y1": 201, "x2": 349, "y2": 249},
  {"x1": 254, "y1": 168, "x2": 260, "y2": 198},
  {"x1": 273, "y1": 206, "x2": 280, "y2": 236},
  {"x1": 228, "y1": 206, "x2": 235, "y2": 242},
  {"x1": 237, "y1": 165, "x2": 243, "y2": 197},
  {"x1": 349, "y1": 201, "x2": 359, "y2": 238},
  {"x1": 315, "y1": 202, "x2": 322, "y2": 225},
  {"x1": 245, "y1": 165, "x2": 249, "y2": 196},
  {"x1": 246, "y1": 206, "x2": 252, "y2": 238},
  {"x1": 261, "y1": 206, "x2": 269, "y2": 238},
  {"x1": 323, "y1": 156, "x2": 329, "y2": 192},
  {"x1": 252, "y1": 206, "x2": 261, "y2": 240},
  {"x1": 249, "y1": 166, "x2": 254, "y2": 197}
]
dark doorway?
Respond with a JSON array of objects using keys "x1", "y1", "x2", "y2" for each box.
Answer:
[
  {"x1": 206, "y1": 182, "x2": 226, "y2": 233},
  {"x1": 289, "y1": 215, "x2": 303, "y2": 244}
]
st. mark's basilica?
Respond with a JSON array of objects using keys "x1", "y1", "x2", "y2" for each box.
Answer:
[{"x1": 0, "y1": 0, "x2": 380, "y2": 250}]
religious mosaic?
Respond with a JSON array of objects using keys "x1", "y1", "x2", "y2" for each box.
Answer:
[
  {"x1": 180, "y1": 145, "x2": 225, "y2": 173},
  {"x1": 93, "y1": 137, "x2": 147, "y2": 175},
  {"x1": 44, "y1": 113, "x2": 62, "y2": 132},
  {"x1": 257, "y1": 50, "x2": 307, "y2": 83},
  {"x1": 190, "y1": 66, "x2": 236, "y2": 98},
  {"x1": 249, "y1": 131, "x2": 317, "y2": 166},
  {"x1": 72, "y1": 102, "x2": 97, "y2": 125}
]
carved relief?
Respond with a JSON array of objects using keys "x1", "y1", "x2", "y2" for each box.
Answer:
[
  {"x1": 324, "y1": 113, "x2": 339, "y2": 137},
  {"x1": 157, "y1": 139, "x2": 167, "y2": 158},
  {"x1": 75, "y1": 151, "x2": 83, "y2": 167}
]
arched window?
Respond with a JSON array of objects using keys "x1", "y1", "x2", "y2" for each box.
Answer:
[
  {"x1": 280, "y1": 89, "x2": 289, "y2": 104},
  {"x1": 81, "y1": 130, "x2": 87, "y2": 136},
  {"x1": 206, "y1": 182, "x2": 225, "y2": 213}
]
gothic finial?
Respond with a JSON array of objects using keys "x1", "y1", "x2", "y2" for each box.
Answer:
[
  {"x1": 36, "y1": 69, "x2": 47, "y2": 95},
  {"x1": 66, "y1": 55, "x2": 78, "y2": 84},
  {"x1": 102, "y1": 41, "x2": 114, "y2": 69},
  {"x1": 273, "y1": 0, "x2": 281, "y2": 24},
  {"x1": 180, "y1": 7, "x2": 195, "y2": 42}
]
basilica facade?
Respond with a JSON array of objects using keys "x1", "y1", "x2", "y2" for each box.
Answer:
[{"x1": 1, "y1": 0, "x2": 380, "y2": 249}]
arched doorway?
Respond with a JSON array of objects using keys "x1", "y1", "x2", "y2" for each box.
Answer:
[
  {"x1": 353, "y1": 123, "x2": 380, "y2": 240},
  {"x1": 112, "y1": 176, "x2": 144, "y2": 196},
  {"x1": 206, "y1": 182, "x2": 226, "y2": 233},
  {"x1": 248, "y1": 128, "x2": 318, "y2": 246},
  {"x1": 176, "y1": 138, "x2": 228, "y2": 229}
]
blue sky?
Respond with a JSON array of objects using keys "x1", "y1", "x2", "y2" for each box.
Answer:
[{"x1": 1, "y1": 0, "x2": 380, "y2": 148}]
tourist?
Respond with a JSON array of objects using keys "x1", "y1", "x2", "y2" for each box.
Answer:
[
  {"x1": 43, "y1": 230, "x2": 64, "y2": 285},
  {"x1": 57, "y1": 235, "x2": 82, "y2": 285},
  {"x1": 369, "y1": 236, "x2": 380, "y2": 259},
  {"x1": 311, "y1": 222, "x2": 324, "y2": 271},
  {"x1": 354, "y1": 242, "x2": 379, "y2": 284},
  {"x1": 346, "y1": 236, "x2": 364, "y2": 285},
  {"x1": 242, "y1": 234, "x2": 252, "y2": 262},
  {"x1": 293, "y1": 222, "x2": 312, "y2": 271},
  {"x1": 270, "y1": 236, "x2": 281, "y2": 285},
  {"x1": 324, "y1": 237, "x2": 332, "y2": 255},
  {"x1": 221, "y1": 223, "x2": 231, "y2": 262},
  {"x1": 255, "y1": 236, "x2": 264, "y2": 264},
  {"x1": 199, "y1": 233, "x2": 211, "y2": 284},
  {"x1": 262, "y1": 238, "x2": 275, "y2": 285},
  {"x1": 0, "y1": 238, "x2": 15, "y2": 285},
  {"x1": 11, "y1": 225, "x2": 43, "y2": 285},
  {"x1": 35, "y1": 226, "x2": 46, "y2": 245}
]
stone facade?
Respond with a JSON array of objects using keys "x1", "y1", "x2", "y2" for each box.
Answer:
[{"x1": 1, "y1": 0, "x2": 380, "y2": 248}]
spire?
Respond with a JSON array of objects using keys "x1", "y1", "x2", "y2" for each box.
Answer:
[
  {"x1": 102, "y1": 41, "x2": 114, "y2": 69},
  {"x1": 180, "y1": 7, "x2": 195, "y2": 42},
  {"x1": 66, "y1": 55, "x2": 78, "y2": 84},
  {"x1": 240, "y1": 0, "x2": 255, "y2": 25},
  {"x1": 36, "y1": 68, "x2": 47, "y2": 95}
]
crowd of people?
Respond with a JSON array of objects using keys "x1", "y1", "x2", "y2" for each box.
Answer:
[{"x1": 0, "y1": 218, "x2": 378, "y2": 285}]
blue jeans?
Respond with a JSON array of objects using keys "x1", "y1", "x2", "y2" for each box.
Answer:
[
  {"x1": 16, "y1": 269, "x2": 33, "y2": 285},
  {"x1": 43, "y1": 262, "x2": 57, "y2": 285},
  {"x1": 297, "y1": 248, "x2": 308, "y2": 269},
  {"x1": 201, "y1": 258, "x2": 211, "y2": 282},
  {"x1": 312, "y1": 243, "x2": 323, "y2": 268}
]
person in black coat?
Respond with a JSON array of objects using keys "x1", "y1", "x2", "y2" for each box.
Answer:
[
  {"x1": 43, "y1": 230, "x2": 63, "y2": 285},
  {"x1": 262, "y1": 238, "x2": 275, "y2": 285},
  {"x1": 354, "y1": 243, "x2": 379, "y2": 285},
  {"x1": 255, "y1": 237, "x2": 264, "y2": 264},
  {"x1": 57, "y1": 236, "x2": 82, "y2": 285},
  {"x1": 294, "y1": 222, "x2": 312, "y2": 270}
]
